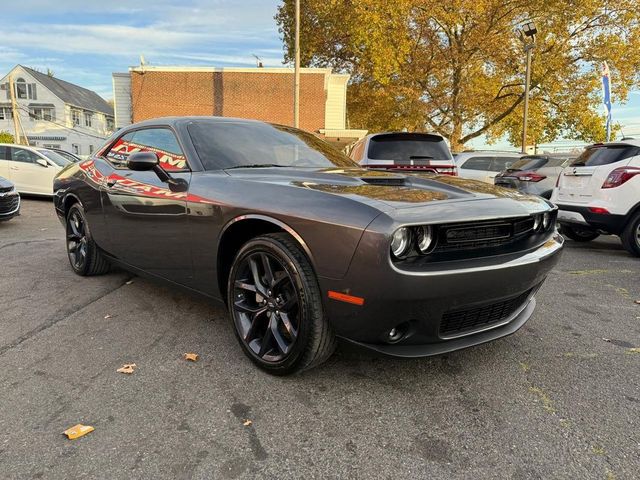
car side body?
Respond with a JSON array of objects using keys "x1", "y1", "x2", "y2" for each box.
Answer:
[
  {"x1": 53, "y1": 117, "x2": 563, "y2": 373},
  {"x1": 0, "y1": 143, "x2": 71, "y2": 195},
  {"x1": 455, "y1": 151, "x2": 523, "y2": 184}
]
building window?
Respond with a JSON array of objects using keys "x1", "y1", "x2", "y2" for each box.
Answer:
[
  {"x1": 106, "y1": 116, "x2": 115, "y2": 131},
  {"x1": 72, "y1": 144, "x2": 80, "y2": 155},
  {"x1": 0, "y1": 107, "x2": 12, "y2": 120},
  {"x1": 89, "y1": 145, "x2": 94, "y2": 154},
  {"x1": 72, "y1": 109, "x2": 81, "y2": 126},
  {"x1": 14, "y1": 78, "x2": 37, "y2": 100},
  {"x1": 29, "y1": 107, "x2": 55, "y2": 122},
  {"x1": 84, "y1": 112, "x2": 93, "y2": 128}
]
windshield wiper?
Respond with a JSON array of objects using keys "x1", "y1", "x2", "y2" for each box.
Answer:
[{"x1": 225, "y1": 164, "x2": 287, "y2": 170}]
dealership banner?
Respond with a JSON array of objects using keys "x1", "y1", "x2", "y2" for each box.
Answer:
[{"x1": 602, "y1": 62, "x2": 612, "y2": 142}]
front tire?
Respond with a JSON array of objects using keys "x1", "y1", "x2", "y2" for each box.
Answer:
[
  {"x1": 227, "y1": 233, "x2": 336, "y2": 375},
  {"x1": 620, "y1": 212, "x2": 640, "y2": 257},
  {"x1": 560, "y1": 224, "x2": 600, "y2": 242},
  {"x1": 66, "y1": 203, "x2": 110, "y2": 276}
]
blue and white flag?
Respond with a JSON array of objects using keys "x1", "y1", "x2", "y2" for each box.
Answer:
[{"x1": 602, "y1": 62, "x2": 612, "y2": 142}]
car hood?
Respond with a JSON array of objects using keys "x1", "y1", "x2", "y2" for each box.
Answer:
[
  {"x1": 225, "y1": 167, "x2": 551, "y2": 214},
  {"x1": 0, "y1": 176, "x2": 14, "y2": 190}
]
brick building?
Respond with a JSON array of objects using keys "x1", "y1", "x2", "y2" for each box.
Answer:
[{"x1": 112, "y1": 66, "x2": 366, "y2": 147}]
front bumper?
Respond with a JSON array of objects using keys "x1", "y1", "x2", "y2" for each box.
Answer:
[
  {"x1": 319, "y1": 231, "x2": 563, "y2": 357},
  {"x1": 0, "y1": 191, "x2": 20, "y2": 221}
]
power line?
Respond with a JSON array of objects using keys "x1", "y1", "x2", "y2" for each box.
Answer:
[{"x1": 16, "y1": 106, "x2": 109, "y2": 140}]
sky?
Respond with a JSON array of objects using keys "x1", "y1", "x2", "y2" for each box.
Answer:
[{"x1": 2, "y1": 0, "x2": 639, "y2": 148}]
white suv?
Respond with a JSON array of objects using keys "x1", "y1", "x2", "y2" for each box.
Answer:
[{"x1": 551, "y1": 139, "x2": 640, "y2": 256}]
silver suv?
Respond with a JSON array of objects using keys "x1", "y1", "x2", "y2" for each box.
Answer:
[{"x1": 494, "y1": 154, "x2": 575, "y2": 199}]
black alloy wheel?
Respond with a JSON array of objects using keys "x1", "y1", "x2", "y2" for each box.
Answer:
[
  {"x1": 228, "y1": 233, "x2": 336, "y2": 374},
  {"x1": 560, "y1": 225, "x2": 600, "y2": 242},
  {"x1": 620, "y1": 211, "x2": 640, "y2": 257},
  {"x1": 65, "y1": 203, "x2": 110, "y2": 276}
]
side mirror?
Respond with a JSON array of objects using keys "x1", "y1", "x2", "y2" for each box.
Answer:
[
  {"x1": 36, "y1": 158, "x2": 48, "y2": 168},
  {"x1": 127, "y1": 151, "x2": 159, "y2": 171}
]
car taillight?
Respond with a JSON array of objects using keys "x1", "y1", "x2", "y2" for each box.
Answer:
[
  {"x1": 515, "y1": 171, "x2": 546, "y2": 182},
  {"x1": 601, "y1": 166, "x2": 640, "y2": 189}
]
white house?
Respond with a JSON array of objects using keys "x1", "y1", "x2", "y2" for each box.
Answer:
[{"x1": 0, "y1": 65, "x2": 114, "y2": 156}]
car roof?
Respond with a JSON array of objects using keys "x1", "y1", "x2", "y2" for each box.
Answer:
[
  {"x1": 588, "y1": 138, "x2": 640, "y2": 148},
  {"x1": 128, "y1": 116, "x2": 265, "y2": 129},
  {"x1": 364, "y1": 131, "x2": 446, "y2": 141},
  {"x1": 0, "y1": 143, "x2": 40, "y2": 150}
]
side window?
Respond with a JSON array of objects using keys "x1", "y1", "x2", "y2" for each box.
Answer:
[
  {"x1": 461, "y1": 156, "x2": 492, "y2": 171},
  {"x1": 0, "y1": 146, "x2": 8, "y2": 161},
  {"x1": 106, "y1": 128, "x2": 188, "y2": 171},
  {"x1": 489, "y1": 157, "x2": 516, "y2": 172},
  {"x1": 10, "y1": 147, "x2": 40, "y2": 163}
]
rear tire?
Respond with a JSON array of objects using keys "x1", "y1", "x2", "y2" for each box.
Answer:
[
  {"x1": 560, "y1": 224, "x2": 600, "y2": 242},
  {"x1": 620, "y1": 212, "x2": 640, "y2": 257},
  {"x1": 227, "y1": 233, "x2": 336, "y2": 375},
  {"x1": 66, "y1": 203, "x2": 110, "y2": 276}
]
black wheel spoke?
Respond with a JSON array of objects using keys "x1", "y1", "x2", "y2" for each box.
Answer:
[
  {"x1": 234, "y1": 280, "x2": 257, "y2": 293},
  {"x1": 271, "y1": 318, "x2": 290, "y2": 354},
  {"x1": 260, "y1": 253, "x2": 275, "y2": 287},
  {"x1": 278, "y1": 311, "x2": 297, "y2": 339},
  {"x1": 258, "y1": 319, "x2": 274, "y2": 356},
  {"x1": 248, "y1": 257, "x2": 268, "y2": 296}
]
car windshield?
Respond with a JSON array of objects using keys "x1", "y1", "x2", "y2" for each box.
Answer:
[
  {"x1": 508, "y1": 157, "x2": 548, "y2": 171},
  {"x1": 188, "y1": 121, "x2": 358, "y2": 170},
  {"x1": 571, "y1": 145, "x2": 640, "y2": 167},
  {"x1": 37, "y1": 149, "x2": 72, "y2": 167},
  {"x1": 367, "y1": 133, "x2": 453, "y2": 162}
]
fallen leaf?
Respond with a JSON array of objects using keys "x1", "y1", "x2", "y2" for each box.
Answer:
[
  {"x1": 635, "y1": 300, "x2": 640, "y2": 305},
  {"x1": 104, "y1": 314, "x2": 112, "y2": 319},
  {"x1": 117, "y1": 363, "x2": 136, "y2": 374},
  {"x1": 602, "y1": 338, "x2": 611, "y2": 342},
  {"x1": 63, "y1": 424, "x2": 94, "y2": 440},
  {"x1": 184, "y1": 353, "x2": 199, "y2": 362},
  {"x1": 626, "y1": 348, "x2": 640, "y2": 355},
  {"x1": 243, "y1": 419, "x2": 252, "y2": 427},
  {"x1": 125, "y1": 280, "x2": 133, "y2": 285}
]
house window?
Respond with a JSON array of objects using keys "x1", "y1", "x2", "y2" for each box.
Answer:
[
  {"x1": 72, "y1": 144, "x2": 80, "y2": 155},
  {"x1": 0, "y1": 107, "x2": 12, "y2": 120},
  {"x1": 89, "y1": 145, "x2": 94, "y2": 154},
  {"x1": 72, "y1": 109, "x2": 81, "y2": 126},
  {"x1": 106, "y1": 117, "x2": 115, "y2": 131},
  {"x1": 14, "y1": 78, "x2": 37, "y2": 100},
  {"x1": 29, "y1": 107, "x2": 55, "y2": 122},
  {"x1": 84, "y1": 112, "x2": 93, "y2": 128}
]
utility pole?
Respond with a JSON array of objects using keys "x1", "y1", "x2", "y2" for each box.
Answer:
[
  {"x1": 293, "y1": 0, "x2": 300, "y2": 128},
  {"x1": 521, "y1": 44, "x2": 533, "y2": 154},
  {"x1": 8, "y1": 74, "x2": 24, "y2": 145}
]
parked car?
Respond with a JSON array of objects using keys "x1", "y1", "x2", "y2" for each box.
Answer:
[
  {"x1": 0, "y1": 144, "x2": 71, "y2": 195},
  {"x1": 551, "y1": 140, "x2": 640, "y2": 256},
  {"x1": 455, "y1": 151, "x2": 523, "y2": 184},
  {"x1": 54, "y1": 117, "x2": 562, "y2": 374},
  {"x1": 494, "y1": 153, "x2": 575, "y2": 199},
  {"x1": 50, "y1": 148, "x2": 82, "y2": 163},
  {"x1": 0, "y1": 176, "x2": 20, "y2": 221},
  {"x1": 349, "y1": 132, "x2": 457, "y2": 175}
]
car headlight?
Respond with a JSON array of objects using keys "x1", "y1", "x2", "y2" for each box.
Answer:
[
  {"x1": 542, "y1": 212, "x2": 551, "y2": 230},
  {"x1": 390, "y1": 227, "x2": 412, "y2": 258},
  {"x1": 416, "y1": 225, "x2": 435, "y2": 253},
  {"x1": 533, "y1": 214, "x2": 542, "y2": 231}
]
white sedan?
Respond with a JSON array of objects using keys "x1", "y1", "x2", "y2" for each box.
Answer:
[{"x1": 0, "y1": 144, "x2": 72, "y2": 195}]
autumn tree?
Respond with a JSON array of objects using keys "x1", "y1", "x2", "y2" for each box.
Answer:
[
  {"x1": 0, "y1": 131, "x2": 14, "y2": 143},
  {"x1": 276, "y1": 0, "x2": 640, "y2": 149}
]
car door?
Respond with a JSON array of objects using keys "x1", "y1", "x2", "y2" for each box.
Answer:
[
  {"x1": 100, "y1": 127, "x2": 194, "y2": 285},
  {"x1": 7, "y1": 147, "x2": 55, "y2": 194},
  {"x1": 0, "y1": 146, "x2": 10, "y2": 179}
]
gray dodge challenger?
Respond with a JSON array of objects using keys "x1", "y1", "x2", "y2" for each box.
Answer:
[{"x1": 53, "y1": 117, "x2": 563, "y2": 374}]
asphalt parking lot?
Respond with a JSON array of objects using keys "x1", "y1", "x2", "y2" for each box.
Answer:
[{"x1": 1, "y1": 198, "x2": 638, "y2": 479}]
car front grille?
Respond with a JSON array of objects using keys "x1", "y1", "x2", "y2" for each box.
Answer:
[
  {"x1": 439, "y1": 288, "x2": 533, "y2": 337},
  {"x1": 0, "y1": 195, "x2": 20, "y2": 214},
  {"x1": 434, "y1": 217, "x2": 535, "y2": 253}
]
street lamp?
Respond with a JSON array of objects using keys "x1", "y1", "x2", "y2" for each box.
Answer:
[{"x1": 519, "y1": 20, "x2": 537, "y2": 154}]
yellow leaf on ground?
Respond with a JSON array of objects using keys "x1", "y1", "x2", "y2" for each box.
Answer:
[
  {"x1": 117, "y1": 363, "x2": 136, "y2": 374},
  {"x1": 243, "y1": 419, "x2": 252, "y2": 426},
  {"x1": 104, "y1": 314, "x2": 112, "y2": 319},
  {"x1": 184, "y1": 353, "x2": 199, "y2": 362},
  {"x1": 63, "y1": 424, "x2": 94, "y2": 440},
  {"x1": 626, "y1": 348, "x2": 640, "y2": 354}
]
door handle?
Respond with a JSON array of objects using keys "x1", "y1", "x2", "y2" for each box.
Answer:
[{"x1": 10, "y1": 166, "x2": 19, "y2": 170}]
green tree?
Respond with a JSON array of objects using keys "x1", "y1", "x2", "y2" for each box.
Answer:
[
  {"x1": 0, "y1": 131, "x2": 14, "y2": 143},
  {"x1": 276, "y1": 0, "x2": 640, "y2": 149}
]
